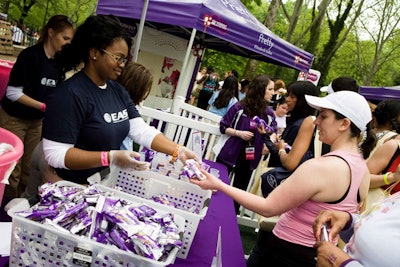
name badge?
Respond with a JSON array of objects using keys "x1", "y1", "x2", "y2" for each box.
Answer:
[{"x1": 245, "y1": 146, "x2": 255, "y2": 160}]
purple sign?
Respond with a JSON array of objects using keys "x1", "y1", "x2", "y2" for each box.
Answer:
[{"x1": 359, "y1": 86, "x2": 400, "y2": 101}]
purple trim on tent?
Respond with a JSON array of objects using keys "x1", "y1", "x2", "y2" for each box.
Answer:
[
  {"x1": 96, "y1": 0, "x2": 314, "y2": 72},
  {"x1": 359, "y1": 86, "x2": 400, "y2": 101}
]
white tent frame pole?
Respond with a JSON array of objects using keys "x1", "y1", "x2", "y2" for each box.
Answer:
[
  {"x1": 172, "y1": 28, "x2": 197, "y2": 110},
  {"x1": 133, "y1": 0, "x2": 149, "y2": 62}
]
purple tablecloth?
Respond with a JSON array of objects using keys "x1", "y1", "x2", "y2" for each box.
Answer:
[
  {"x1": 171, "y1": 160, "x2": 246, "y2": 266},
  {"x1": 0, "y1": 160, "x2": 246, "y2": 267}
]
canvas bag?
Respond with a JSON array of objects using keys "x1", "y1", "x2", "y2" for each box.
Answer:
[
  {"x1": 212, "y1": 109, "x2": 243, "y2": 158},
  {"x1": 260, "y1": 167, "x2": 293, "y2": 197},
  {"x1": 260, "y1": 116, "x2": 320, "y2": 197},
  {"x1": 364, "y1": 140, "x2": 400, "y2": 212},
  {"x1": 364, "y1": 181, "x2": 400, "y2": 212},
  {"x1": 246, "y1": 155, "x2": 280, "y2": 231}
]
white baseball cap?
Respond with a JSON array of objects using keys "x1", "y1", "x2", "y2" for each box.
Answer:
[
  {"x1": 305, "y1": 91, "x2": 371, "y2": 131},
  {"x1": 320, "y1": 82, "x2": 334, "y2": 94}
]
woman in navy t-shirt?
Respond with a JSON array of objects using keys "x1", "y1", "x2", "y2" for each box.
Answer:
[
  {"x1": 42, "y1": 15, "x2": 197, "y2": 184},
  {"x1": 0, "y1": 15, "x2": 75, "y2": 198}
]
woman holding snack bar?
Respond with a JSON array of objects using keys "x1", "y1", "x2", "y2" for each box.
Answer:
[
  {"x1": 191, "y1": 91, "x2": 377, "y2": 266},
  {"x1": 215, "y1": 74, "x2": 277, "y2": 213},
  {"x1": 41, "y1": 15, "x2": 197, "y2": 185}
]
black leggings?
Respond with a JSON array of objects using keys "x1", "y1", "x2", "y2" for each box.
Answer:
[
  {"x1": 247, "y1": 230, "x2": 317, "y2": 267},
  {"x1": 197, "y1": 89, "x2": 213, "y2": 110},
  {"x1": 216, "y1": 157, "x2": 253, "y2": 213}
]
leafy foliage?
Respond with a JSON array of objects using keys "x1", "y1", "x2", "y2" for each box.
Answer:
[{"x1": 5, "y1": 0, "x2": 97, "y2": 30}]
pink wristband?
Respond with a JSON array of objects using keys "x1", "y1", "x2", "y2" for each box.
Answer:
[
  {"x1": 100, "y1": 151, "x2": 109, "y2": 166},
  {"x1": 40, "y1": 103, "x2": 46, "y2": 112}
]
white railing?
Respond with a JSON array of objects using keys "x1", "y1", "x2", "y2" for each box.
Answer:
[
  {"x1": 141, "y1": 97, "x2": 275, "y2": 230},
  {"x1": 171, "y1": 96, "x2": 222, "y2": 125},
  {"x1": 137, "y1": 105, "x2": 221, "y2": 161}
]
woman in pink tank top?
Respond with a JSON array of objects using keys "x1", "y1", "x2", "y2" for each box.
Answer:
[{"x1": 190, "y1": 91, "x2": 377, "y2": 267}]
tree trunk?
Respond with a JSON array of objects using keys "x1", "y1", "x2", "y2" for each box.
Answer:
[
  {"x1": 314, "y1": 0, "x2": 362, "y2": 85},
  {"x1": 278, "y1": 0, "x2": 304, "y2": 80},
  {"x1": 19, "y1": 0, "x2": 37, "y2": 25},
  {"x1": 361, "y1": 1, "x2": 400, "y2": 85},
  {"x1": 285, "y1": 0, "x2": 304, "y2": 43},
  {"x1": 242, "y1": 0, "x2": 280, "y2": 80},
  {"x1": 1, "y1": 0, "x2": 11, "y2": 14},
  {"x1": 304, "y1": 0, "x2": 331, "y2": 55}
]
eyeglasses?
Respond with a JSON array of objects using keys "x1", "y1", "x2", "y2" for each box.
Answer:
[{"x1": 101, "y1": 49, "x2": 128, "y2": 65}]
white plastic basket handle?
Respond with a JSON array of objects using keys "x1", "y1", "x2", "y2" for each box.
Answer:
[{"x1": 0, "y1": 143, "x2": 16, "y2": 184}]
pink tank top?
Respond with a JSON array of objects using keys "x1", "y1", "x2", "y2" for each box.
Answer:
[{"x1": 273, "y1": 151, "x2": 366, "y2": 247}]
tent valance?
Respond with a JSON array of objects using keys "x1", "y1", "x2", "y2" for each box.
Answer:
[
  {"x1": 359, "y1": 86, "x2": 400, "y2": 102},
  {"x1": 96, "y1": 0, "x2": 314, "y2": 72}
]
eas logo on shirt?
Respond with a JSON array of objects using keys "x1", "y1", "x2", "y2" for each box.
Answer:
[
  {"x1": 41, "y1": 77, "x2": 57, "y2": 87},
  {"x1": 103, "y1": 109, "x2": 129, "y2": 123}
]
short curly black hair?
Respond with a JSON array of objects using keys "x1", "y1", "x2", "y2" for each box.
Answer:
[{"x1": 58, "y1": 14, "x2": 132, "y2": 72}]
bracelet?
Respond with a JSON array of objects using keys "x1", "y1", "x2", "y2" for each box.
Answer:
[
  {"x1": 278, "y1": 149, "x2": 285, "y2": 155},
  {"x1": 171, "y1": 145, "x2": 181, "y2": 162},
  {"x1": 339, "y1": 259, "x2": 356, "y2": 267},
  {"x1": 40, "y1": 103, "x2": 46, "y2": 112},
  {"x1": 100, "y1": 151, "x2": 109, "y2": 166},
  {"x1": 383, "y1": 172, "x2": 392, "y2": 185}
]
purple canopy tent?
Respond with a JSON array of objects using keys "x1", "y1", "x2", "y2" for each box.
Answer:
[
  {"x1": 359, "y1": 85, "x2": 400, "y2": 102},
  {"x1": 96, "y1": 0, "x2": 314, "y2": 104},
  {"x1": 96, "y1": 0, "x2": 314, "y2": 70}
]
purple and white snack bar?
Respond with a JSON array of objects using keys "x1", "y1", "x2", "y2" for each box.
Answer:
[
  {"x1": 185, "y1": 159, "x2": 206, "y2": 180},
  {"x1": 110, "y1": 228, "x2": 130, "y2": 251},
  {"x1": 15, "y1": 183, "x2": 183, "y2": 262},
  {"x1": 151, "y1": 194, "x2": 177, "y2": 208},
  {"x1": 253, "y1": 116, "x2": 274, "y2": 132},
  {"x1": 183, "y1": 166, "x2": 196, "y2": 179}
]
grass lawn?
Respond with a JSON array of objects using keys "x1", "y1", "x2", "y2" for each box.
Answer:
[{"x1": 239, "y1": 225, "x2": 258, "y2": 256}]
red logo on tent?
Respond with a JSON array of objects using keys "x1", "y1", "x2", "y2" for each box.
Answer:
[
  {"x1": 203, "y1": 15, "x2": 213, "y2": 32},
  {"x1": 203, "y1": 14, "x2": 228, "y2": 34},
  {"x1": 294, "y1": 55, "x2": 309, "y2": 65}
]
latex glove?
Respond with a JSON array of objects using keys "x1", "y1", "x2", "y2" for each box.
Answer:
[
  {"x1": 178, "y1": 146, "x2": 202, "y2": 163},
  {"x1": 236, "y1": 130, "x2": 254, "y2": 141},
  {"x1": 5, "y1": 198, "x2": 30, "y2": 212},
  {"x1": 109, "y1": 150, "x2": 150, "y2": 170}
]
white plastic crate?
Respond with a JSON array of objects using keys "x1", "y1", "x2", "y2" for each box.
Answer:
[
  {"x1": 7, "y1": 181, "x2": 185, "y2": 267},
  {"x1": 111, "y1": 168, "x2": 212, "y2": 259}
]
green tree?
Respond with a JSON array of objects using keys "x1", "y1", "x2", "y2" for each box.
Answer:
[
  {"x1": 242, "y1": 0, "x2": 280, "y2": 80},
  {"x1": 4, "y1": 0, "x2": 96, "y2": 29},
  {"x1": 312, "y1": 0, "x2": 364, "y2": 85},
  {"x1": 356, "y1": 1, "x2": 400, "y2": 85}
]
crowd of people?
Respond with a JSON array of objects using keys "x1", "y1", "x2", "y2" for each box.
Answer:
[
  {"x1": 8, "y1": 20, "x2": 40, "y2": 47},
  {"x1": 1, "y1": 12, "x2": 399, "y2": 267},
  {"x1": 189, "y1": 68, "x2": 399, "y2": 266}
]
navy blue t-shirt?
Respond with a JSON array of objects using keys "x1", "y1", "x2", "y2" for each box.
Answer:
[
  {"x1": 42, "y1": 71, "x2": 140, "y2": 183},
  {"x1": 1, "y1": 43, "x2": 60, "y2": 120}
]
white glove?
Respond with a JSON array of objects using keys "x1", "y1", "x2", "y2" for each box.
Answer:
[
  {"x1": 5, "y1": 198, "x2": 30, "y2": 212},
  {"x1": 178, "y1": 146, "x2": 202, "y2": 164},
  {"x1": 109, "y1": 150, "x2": 150, "y2": 170}
]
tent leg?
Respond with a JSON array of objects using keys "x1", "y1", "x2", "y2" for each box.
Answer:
[
  {"x1": 172, "y1": 28, "x2": 197, "y2": 106},
  {"x1": 133, "y1": 0, "x2": 149, "y2": 62}
]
